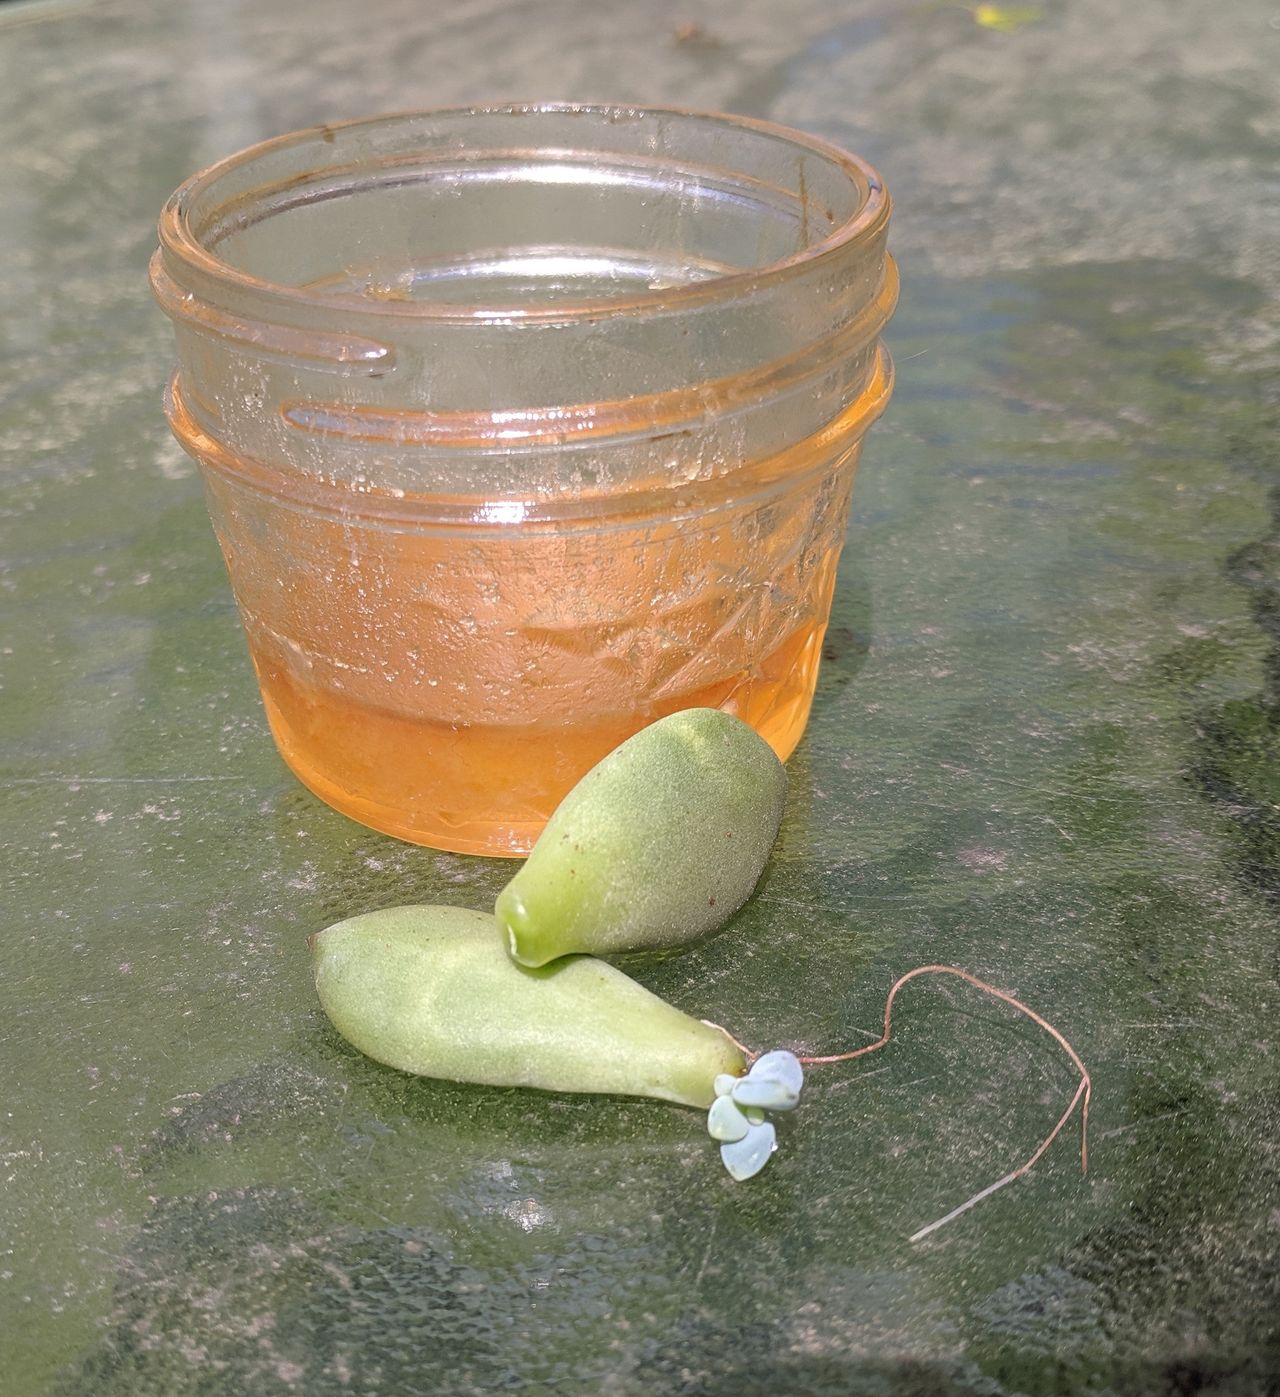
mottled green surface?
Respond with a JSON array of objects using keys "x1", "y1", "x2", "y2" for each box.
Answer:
[{"x1": 2, "y1": 0, "x2": 1278, "y2": 1393}]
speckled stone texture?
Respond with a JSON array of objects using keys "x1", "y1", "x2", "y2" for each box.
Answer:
[{"x1": 2, "y1": 0, "x2": 1278, "y2": 1392}]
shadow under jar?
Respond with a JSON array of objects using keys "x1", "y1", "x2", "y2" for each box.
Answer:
[{"x1": 151, "y1": 104, "x2": 897, "y2": 856}]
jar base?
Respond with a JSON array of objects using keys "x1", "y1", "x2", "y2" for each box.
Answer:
[{"x1": 254, "y1": 621, "x2": 828, "y2": 856}]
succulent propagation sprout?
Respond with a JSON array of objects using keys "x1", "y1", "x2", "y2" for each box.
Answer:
[{"x1": 313, "y1": 711, "x2": 1092, "y2": 1239}]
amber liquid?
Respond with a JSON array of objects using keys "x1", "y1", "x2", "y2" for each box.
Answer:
[
  {"x1": 252, "y1": 616, "x2": 827, "y2": 855},
  {"x1": 199, "y1": 401, "x2": 858, "y2": 857}
]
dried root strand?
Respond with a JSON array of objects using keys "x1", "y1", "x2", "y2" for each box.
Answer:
[{"x1": 798, "y1": 964, "x2": 1092, "y2": 1242}]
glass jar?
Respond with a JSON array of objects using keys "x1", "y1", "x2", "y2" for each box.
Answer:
[{"x1": 151, "y1": 104, "x2": 897, "y2": 855}]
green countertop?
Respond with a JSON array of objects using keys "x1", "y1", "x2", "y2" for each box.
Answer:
[{"x1": 2, "y1": 0, "x2": 1277, "y2": 1391}]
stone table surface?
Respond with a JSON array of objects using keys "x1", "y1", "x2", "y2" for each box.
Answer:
[{"x1": 2, "y1": 0, "x2": 1279, "y2": 1392}]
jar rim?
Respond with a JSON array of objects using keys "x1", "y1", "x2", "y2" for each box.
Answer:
[{"x1": 157, "y1": 102, "x2": 891, "y2": 326}]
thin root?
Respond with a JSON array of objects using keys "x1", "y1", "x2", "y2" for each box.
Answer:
[
  {"x1": 702, "y1": 1018, "x2": 758, "y2": 1065},
  {"x1": 797, "y1": 964, "x2": 1091, "y2": 1242}
]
